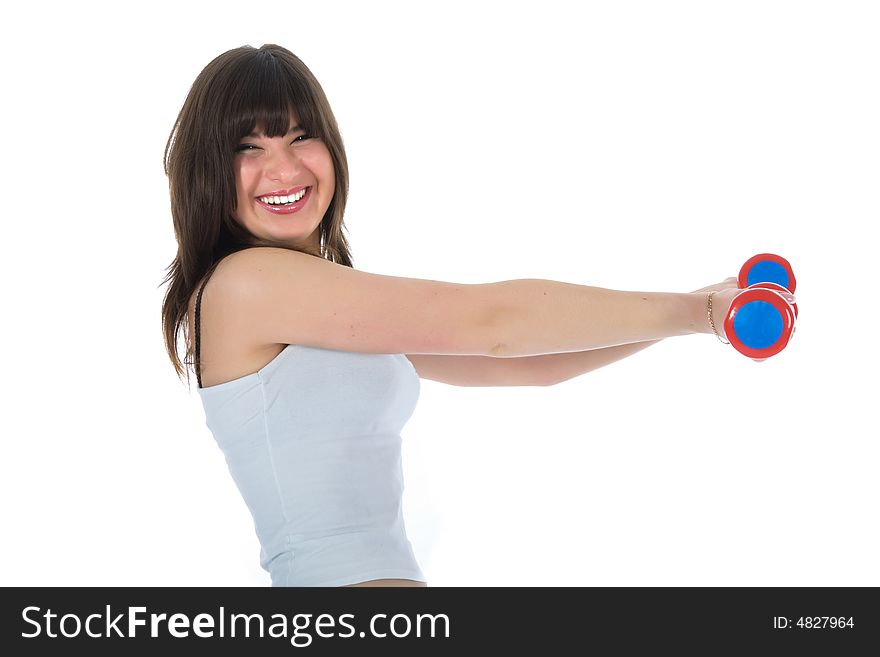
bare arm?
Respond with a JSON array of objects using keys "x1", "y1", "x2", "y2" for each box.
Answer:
[
  {"x1": 484, "y1": 279, "x2": 708, "y2": 357},
  {"x1": 407, "y1": 340, "x2": 663, "y2": 387},
  {"x1": 224, "y1": 248, "x2": 713, "y2": 357},
  {"x1": 405, "y1": 279, "x2": 733, "y2": 386}
]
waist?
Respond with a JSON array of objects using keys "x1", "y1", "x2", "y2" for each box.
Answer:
[{"x1": 263, "y1": 525, "x2": 423, "y2": 587}]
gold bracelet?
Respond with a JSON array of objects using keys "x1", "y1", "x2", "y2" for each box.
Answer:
[{"x1": 707, "y1": 291, "x2": 730, "y2": 344}]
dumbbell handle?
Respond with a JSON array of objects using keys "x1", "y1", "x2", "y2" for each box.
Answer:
[{"x1": 746, "y1": 281, "x2": 798, "y2": 317}]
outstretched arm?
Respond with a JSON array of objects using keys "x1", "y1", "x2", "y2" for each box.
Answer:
[
  {"x1": 405, "y1": 278, "x2": 737, "y2": 387},
  {"x1": 228, "y1": 247, "x2": 719, "y2": 357},
  {"x1": 407, "y1": 340, "x2": 662, "y2": 387}
]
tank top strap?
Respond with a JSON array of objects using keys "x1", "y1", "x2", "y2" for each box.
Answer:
[{"x1": 194, "y1": 272, "x2": 213, "y2": 389}]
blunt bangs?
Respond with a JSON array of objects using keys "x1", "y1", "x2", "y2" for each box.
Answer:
[{"x1": 220, "y1": 49, "x2": 321, "y2": 147}]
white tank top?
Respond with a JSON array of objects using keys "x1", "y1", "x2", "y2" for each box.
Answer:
[{"x1": 195, "y1": 279, "x2": 425, "y2": 586}]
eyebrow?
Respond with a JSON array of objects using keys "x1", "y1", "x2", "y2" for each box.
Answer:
[{"x1": 246, "y1": 125, "x2": 303, "y2": 138}]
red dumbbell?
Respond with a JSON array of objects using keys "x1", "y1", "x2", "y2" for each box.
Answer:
[{"x1": 722, "y1": 254, "x2": 798, "y2": 360}]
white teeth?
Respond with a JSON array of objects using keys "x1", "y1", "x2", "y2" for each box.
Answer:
[{"x1": 260, "y1": 188, "x2": 308, "y2": 204}]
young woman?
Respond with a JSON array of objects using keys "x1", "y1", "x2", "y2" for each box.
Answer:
[{"x1": 161, "y1": 44, "x2": 742, "y2": 587}]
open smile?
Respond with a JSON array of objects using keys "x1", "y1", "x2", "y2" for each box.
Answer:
[{"x1": 255, "y1": 186, "x2": 312, "y2": 215}]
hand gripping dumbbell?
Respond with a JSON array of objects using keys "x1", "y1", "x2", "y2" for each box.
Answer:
[{"x1": 722, "y1": 253, "x2": 798, "y2": 360}]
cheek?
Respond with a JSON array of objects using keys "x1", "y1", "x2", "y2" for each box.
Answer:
[
  {"x1": 323, "y1": 157, "x2": 336, "y2": 188},
  {"x1": 233, "y1": 162, "x2": 261, "y2": 207},
  {"x1": 305, "y1": 143, "x2": 335, "y2": 187},
  {"x1": 231, "y1": 164, "x2": 254, "y2": 219},
  {"x1": 234, "y1": 160, "x2": 259, "y2": 191}
]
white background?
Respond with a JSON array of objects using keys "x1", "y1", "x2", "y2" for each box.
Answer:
[{"x1": 1, "y1": 0, "x2": 877, "y2": 586}]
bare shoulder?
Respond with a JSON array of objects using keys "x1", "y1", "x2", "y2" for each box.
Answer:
[
  {"x1": 189, "y1": 247, "x2": 318, "y2": 342},
  {"x1": 207, "y1": 245, "x2": 306, "y2": 284},
  {"x1": 189, "y1": 249, "x2": 290, "y2": 387},
  {"x1": 214, "y1": 244, "x2": 311, "y2": 270},
  {"x1": 194, "y1": 247, "x2": 311, "y2": 312},
  {"x1": 211, "y1": 246, "x2": 498, "y2": 357}
]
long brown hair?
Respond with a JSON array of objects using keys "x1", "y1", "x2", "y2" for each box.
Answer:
[{"x1": 160, "y1": 44, "x2": 353, "y2": 385}]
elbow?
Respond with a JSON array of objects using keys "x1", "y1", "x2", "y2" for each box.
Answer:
[
  {"x1": 487, "y1": 341, "x2": 511, "y2": 358},
  {"x1": 473, "y1": 281, "x2": 518, "y2": 358},
  {"x1": 483, "y1": 308, "x2": 517, "y2": 358}
]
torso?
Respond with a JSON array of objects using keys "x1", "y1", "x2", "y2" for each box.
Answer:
[{"x1": 188, "y1": 275, "x2": 427, "y2": 588}]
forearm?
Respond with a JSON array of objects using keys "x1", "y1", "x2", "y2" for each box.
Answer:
[
  {"x1": 487, "y1": 279, "x2": 710, "y2": 357},
  {"x1": 536, "y1": 339, "x2": 663, "y2": 385}
]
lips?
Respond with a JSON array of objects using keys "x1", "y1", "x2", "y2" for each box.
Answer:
[
  {"x1": 258, "y1": 185, "x2": 309, "y2": 198},
  {"x1": 255, "y1": 186, "x2": 312, "y2": 215}
]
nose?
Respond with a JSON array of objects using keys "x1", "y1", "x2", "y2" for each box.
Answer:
[{"x1": 265, "y1": 146, "x2": 303, "y2": 182}]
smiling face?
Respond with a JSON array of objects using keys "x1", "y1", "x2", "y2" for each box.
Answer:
[{"x1": 232, "y1": 116, "x2": 336, "y2": 252}]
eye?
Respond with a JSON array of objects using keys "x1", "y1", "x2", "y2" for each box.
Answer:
[
  {"x1": 235, "y1": 143, "x2": 259, "y2": 153},
  {"x1": 291, "y1": 134, "x2": 313, "y2": 144}
]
